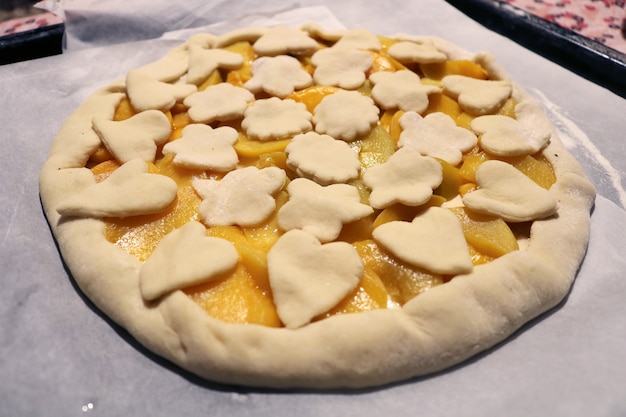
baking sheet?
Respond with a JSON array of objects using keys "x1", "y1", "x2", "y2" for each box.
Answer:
[{"x1": 1, "y1": 1, "x2": 626, "y2": 416}]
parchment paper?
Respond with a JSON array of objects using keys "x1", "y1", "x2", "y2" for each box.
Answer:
[{"x1": 1, "y1": 2, "x2": 625, "y2": 416}]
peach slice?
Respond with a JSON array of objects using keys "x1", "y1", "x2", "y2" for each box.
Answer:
[
  {"x1": 354, "y1": 240, "x2": 443, "y2": 305},
  {"x1": 449, "y1": 206, "x2": 519, "y2": 258}
]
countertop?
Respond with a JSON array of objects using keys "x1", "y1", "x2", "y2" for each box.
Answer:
[{"x1": 1, "y1": 1, "x2": 625, "y2": 416}]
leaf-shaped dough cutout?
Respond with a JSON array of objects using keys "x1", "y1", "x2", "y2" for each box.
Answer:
[
  {"x1": 139, "y1": 221, "x2": 239, "y2": 301},
  {"x1": 268, "y1": 229, "x2": 363, "y2": 329},
  {"x1": 373, "y1": 207, "x2": 473, "y2": 275},
  {"x1": 462, "y1": 160, "x2": 558, "y2": 222},
  {"x1": 56, "y1": 159, "x2": 178, "y2": 218},
  {"x1": 92, "y1": 110, "x2": 171, "y2": 163}
]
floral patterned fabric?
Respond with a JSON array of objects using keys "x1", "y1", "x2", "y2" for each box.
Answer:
[{"x1": 502, "y1": 0, "x2": 626, "y2": 53}]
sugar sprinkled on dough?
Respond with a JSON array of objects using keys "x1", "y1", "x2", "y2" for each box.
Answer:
[
  {"x1": 193, "y1": 166, "x2": 286, "y2": 227},
  {"x1": 398, "y1": 111, "x2": 477, "y2": 165}
]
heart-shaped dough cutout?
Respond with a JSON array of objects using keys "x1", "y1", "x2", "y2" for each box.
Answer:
[
  {"x1": 92, "y1": 110, "x2": 171, "y2": 163},
  {"x1": 373, "y1": 207, "x2": 473, "y2": 275},
  {"x1": 126, "y1": 69, "x2": 197, "y2": 112},
  {"x1": 56, "y1": 158, "x2": 178, "y2": 218},
  {"x1": 442, "y1": 75, "x2": 511, "y2": 115},
  {"x1": 267, "y1": 229, "x2": 363, "y2": 329},
  {"x1": 462, "y1": 160, "x2": 558, "y2": 222},
  {"x1": 140, "y1": 221, "x2": 239, "y2": 301},
  {"x1": 186, "y1": 45, "x2": 244, "y2": 85}
]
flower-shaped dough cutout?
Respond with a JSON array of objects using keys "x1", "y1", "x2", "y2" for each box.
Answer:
[
  {"x1": 242, "y1": 97, "x2": 312, "y2": 141},
  {"x1": 462, "y1": 160, "x2": 558, "y2": 222},
  {"x1": 162, "y1": 123, "x2": 239, "y2": 171},
  {"x1": 362, "y1": 147, "x2": 443, "y2": 209},
  {"x1": 311, "y1": 45, "x2": 373, "y2": 90},
  {"x1": 333, "y1": 28, "x2": 382, "y2": 51},
  {"x1": 373, "y1": 206, "x2": 473, "y2": 275},
  {"x1": 244, "y1": 55, "x2": 313, "y2": 98},
  {"x1": 277, "y1": 178, "x2": 374, "y2": 243},
  {"x1": 370, "y1": 70, "x2": 440, "y2": 113},
  {"x1": 193, "y1": 166, "x2": 286, "y2": 227},
  {"x1": 126, "y1": 69, "x2": 197, "y2": 112},
  {"x1": 252, "y1": 26, "x2": 320, "y2": 56},
  {"x1": 387, "y1": 40, "x2": 447, "y2": 64},
  {"x1": 442, "y1": 75, "x2": 512, "y2": 115},
  {"x1": 92, "y1": 110, "x2": 172, "y2": 163},
  {"x1": 398, "y1": 111, "x2": 478, "y2": 165},
  {"x1": 56, "y1": 159, "x2": 177, "y2": 218},
  {"x1": 186, "y1": 45, "x2": 244, "y2": 85},
  {"x1": 313, "y1": 90, "x2": 379, "y2": 141},
  {"x1": 285, "y1": 132, "x2": 361, "y2": 185},
  {"x1": 184, "y1": 82, "x2": 255, "y2": 123},
  {"x1": 139, "y1": 221, "x2": 239, "y2": 301},
  {"x1": 268, "y1": 229, "x2": 363, "y2": 329}
]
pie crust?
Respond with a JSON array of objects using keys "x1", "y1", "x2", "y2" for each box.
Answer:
[{"x1": 39, "y1": 25, "x2": 596, "y2": 389}]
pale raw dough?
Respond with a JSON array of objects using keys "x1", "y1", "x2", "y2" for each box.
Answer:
[
  {"x1": 373, "y1": 207, "x2": 473, "y2": 275},
  {"x1": 268, "y1": 229, "x2": 362, "y2": 329},
  {"x1": 55, "y1": 159, "x2": 178, "y2": 218},
  {"x1": 140, "y1": 221, "x2": 239, "y2": 301},
  {"x1": 39, "y1": 27, "x2": 596, "y2": 390}
]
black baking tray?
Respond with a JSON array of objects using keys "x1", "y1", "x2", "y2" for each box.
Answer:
[
  {"x1": 0, "y1": 14, "x2": 64, "y2": 65},
  {"x1": 445, "y1": 0, "x2": 626, "y2": 99}
]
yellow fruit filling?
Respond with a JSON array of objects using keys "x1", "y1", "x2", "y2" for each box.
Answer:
[{"x1": 87, "y1": 34, "x2": 557, "y2": 327}]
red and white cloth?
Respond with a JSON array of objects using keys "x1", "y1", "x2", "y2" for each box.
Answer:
[
  {"x1": 502, "y1": 0, "x2": 626, "y2": 53},
  {"x1": 0, "y1": 11, "x2": 63, "y2": 37}
]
